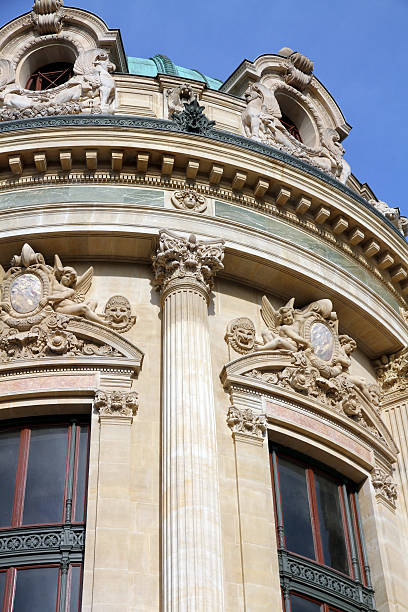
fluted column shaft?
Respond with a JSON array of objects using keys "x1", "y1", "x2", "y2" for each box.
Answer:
[{"x1": 154, "y1": 231, "x2": 225, "y2": 611}]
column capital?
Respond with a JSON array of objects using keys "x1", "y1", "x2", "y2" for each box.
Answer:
[
  {"x1": 152, "y1": 229, "x2": 224, "y2": 299},
  {"x1": 94, "y1": 389, "x2": 138, "y2": 422},
  {"x1": 227, "y1": 405, "x2": 267, "y2": 445}
]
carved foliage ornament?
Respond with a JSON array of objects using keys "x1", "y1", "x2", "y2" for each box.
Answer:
[
  {"x1": 226, "y1": 405, "x2": 266, "y2": 439},
  {"x1": 31, "y1": 0, "x2": 65, "y2": 35},
  {"x1": 171, "y1": 99, "x2": 215, "y2": 135},
  {"x1": 225, "y1": 296, "x2": 382, "y2": 431},
  {"x1": 375, "y1": 348, "x2": 408, "y2": 394},
  {"x1": 95, "y1": 390, "x2": 138, "y2": 417},
  {"x1": 0, "y1": 48, "x2": 116, "y2": 121},
  {"x1": 0, "y1": 244, "x2": 135, "y2": 361},
  {"x1": 152, "y1": 230, "x2": 224, "y2": 294},
  {"x1": 372, "y1": 466, "x2": 398, "y2": 506},
  {"x1": 171, "y1": 189, "x2": 207, "y2": 213}
]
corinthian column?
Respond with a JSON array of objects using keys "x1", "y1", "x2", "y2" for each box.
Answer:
[{"x1": 153, "y1": 230, "x2": 225, "y2": 612}]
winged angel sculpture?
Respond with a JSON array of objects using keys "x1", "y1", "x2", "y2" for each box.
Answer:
[{"x1": 43, "y1": 255, "x2": 106, "y2": 325}]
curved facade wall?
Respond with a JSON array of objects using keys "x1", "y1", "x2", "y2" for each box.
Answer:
[{"x1": 0, "y1": 4, "x2": 406, "y2": 612}]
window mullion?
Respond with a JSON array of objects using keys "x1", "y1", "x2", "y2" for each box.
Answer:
[
  {"x1": 3, "y1": 567, "x2": 16, "y2": 612},
  {"x1": 306, "y1": 469, "x2": 323, "y2": 563},
  {"x1": 353, "y1": 492, "x2": 372, "y2": 588},
  {"x1": 11, "y1": 429, "x2": 30, "y2": 528},
  {"x1": 270, "y1": 449, "x2": 285, "y2": 548},
  {"x1": 340, "y1": 485, "x2": 360, "y2": 581}
]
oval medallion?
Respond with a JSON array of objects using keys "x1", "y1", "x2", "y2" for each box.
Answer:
[
  {"x1": 10, "y1": 274, "x2": 42, "y2": 314},
  {"x1": 310, "y1": 322, "x2": 334, "y2": 361}
]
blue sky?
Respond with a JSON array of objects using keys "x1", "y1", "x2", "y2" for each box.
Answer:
[{"x1": 1, "y1": 1, "x2": 407, "y2": 212}]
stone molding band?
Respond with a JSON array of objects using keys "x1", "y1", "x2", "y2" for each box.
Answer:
[{"x1": 0, "y1": 114, "x2": 402, "y2": 240}]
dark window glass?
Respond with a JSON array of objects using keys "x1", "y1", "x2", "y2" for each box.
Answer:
[
  {"x1": 314, "y1": 473, "x2": 349, "y2": 574},
  {"x1": 23, "y1": 426, "x2": 68, "y2": 525},
  {"x1": 74, "y1": 427, "x2": 89, "y2": 522},
  {"x1": 0, "y1": 431, "x2": 20, "y2": 527},
  {"x1": 13, "y1": 567, "x2": 59, "y2": 612},
  {"x1": 26, "y1": 62, "x2": 74, "y2": 91},
  {"x1": 0, "y1": 571, "x2": 6, "y2": 607},
  {"x1": 278, "y1": 457, "x2": 315, "y2": 560},
  {"x1": 290, "y1": 593, "x2": 321, "y2": 612},
  {"x1": 69, "y1": 565, "x2": 82, "y2": 612}
]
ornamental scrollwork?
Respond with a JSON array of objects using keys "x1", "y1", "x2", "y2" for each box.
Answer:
[
  {"x1": 375, "y1": 348, "x2": 408, "y2": 395},
  {"x1": 0, "y1": 48, "x2": 116, "y2": 121},
  {"x1": 171, "y1": 189, "x2": 207, "y2": 213},
  {"x1": 225, "y1": 296, "x2": 382, "y2": 432},
  {"x1": 152, "y1": 230, "x2": 224, "y2": 294},
  {"x1": 0, "y1": 244, "x2": 137, "y2": 361},
  {"x1": 31, "y1": 0, "x2": 65, "y2": 35},
  {"x1": 372, "y1": 466, "x2": 398, "y2": 507},
  {"x1": 241, "y1": 80, "x2": 350, "y2": 184},
  {"x1": 95, "y1": 390, "x2": 139, "y2": 417},
  {"x1": 226, "y1": 406, "x2": 266, "y2": 439}
]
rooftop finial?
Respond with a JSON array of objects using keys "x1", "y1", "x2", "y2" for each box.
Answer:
[{"x1": 31, "y1": 0, "x2": 65, "y2": 35}]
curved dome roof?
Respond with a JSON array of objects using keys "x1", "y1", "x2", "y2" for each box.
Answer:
[{"x1": 127, "y1": 54, "x2": 222, "y2": 90}]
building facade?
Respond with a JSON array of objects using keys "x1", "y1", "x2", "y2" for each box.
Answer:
[{"x1": 0, "y1": 2, "x2": 407, "y2": 611}]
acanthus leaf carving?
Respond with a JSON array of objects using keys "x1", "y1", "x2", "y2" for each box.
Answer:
[
  {"x1": 95, "y1": 390, "x2": 138, "y2": 417},
  {"x1": 171, "y1": 98, "x2": 215, "y2": 135},
  {"x1": 226, "y1": 405, "x2": 266, "y2": 439},
  {"x1": 375, "y1": 347, "x2": 408, "y2": 395},
  {"x1": 372, "y1": 466, "x2": 398, "y2": 507},
  {"x1": 152, "y1": 230, "x2": 224, "y2": 295}
]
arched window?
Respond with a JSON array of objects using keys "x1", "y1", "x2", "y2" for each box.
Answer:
[
  {"x1": 270, "y1": 445, "x2": 375, "y2": 612},
  {"x1": 0, "y1": 417, "x2": 89, "y2": 611},
  {"x1": 280, "y1": 113, "x2": 303, "y2": 143},
  {"x1": 25, "y1": 62, "x2": 74, "y2": 91}
]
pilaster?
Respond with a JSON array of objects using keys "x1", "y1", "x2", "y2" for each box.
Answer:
[{"x1": 227, "y1": 406, "x2": 282, "y2": 611}]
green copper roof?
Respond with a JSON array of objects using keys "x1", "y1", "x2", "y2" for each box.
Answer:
[{"x1": 127, "y1": 54, "x2": 222, "y2": 90}]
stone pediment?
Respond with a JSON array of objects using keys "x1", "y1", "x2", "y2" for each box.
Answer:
[
  {"x1": 222, "y1": 297, "x2": 397, "y2": 454},
  {"x1": 220, "y1": 350, "x2": 397, "y2": 455},
  {"x1": 0, "y1": 244, "x2": 143, "y2": 373}
]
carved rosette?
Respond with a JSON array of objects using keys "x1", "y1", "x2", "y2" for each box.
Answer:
[
  {"x1": 94, "y1": 390, "x2": 139, "y2": 418},
  {"x1": 227, "y1": 406, "x2": 266, "y2": 440},
  {"x1": 171, "y1": 189, "x2": 207, "y2": 213},
  {"x1": 372, "y1": 466, "x2": 398, "y2": 507},
  {"x1": 152, "y1": 230, "x2": 224, "y2": 300}
]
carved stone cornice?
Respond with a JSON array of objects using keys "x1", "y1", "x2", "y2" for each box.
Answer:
[
  {"x1": 94, "y1": 390, "x2": 138, "y2": 418},
  {"x1": 372, "y1": 466, "x2": 398, "y2": 508},
  {"x1": 152, "y1": 230, "x2": 224, "y2": 300},
  {"x1": 227, "y1": 405, "x2": 266, "y2": 444}
]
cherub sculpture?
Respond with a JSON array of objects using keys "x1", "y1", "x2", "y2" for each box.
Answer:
[
  {"x1": 259, "y1": 296, "x2": 313, "y2": 352},
  {"x1": 44, "y1": 255, "x2": 106, "y2": 325}
]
